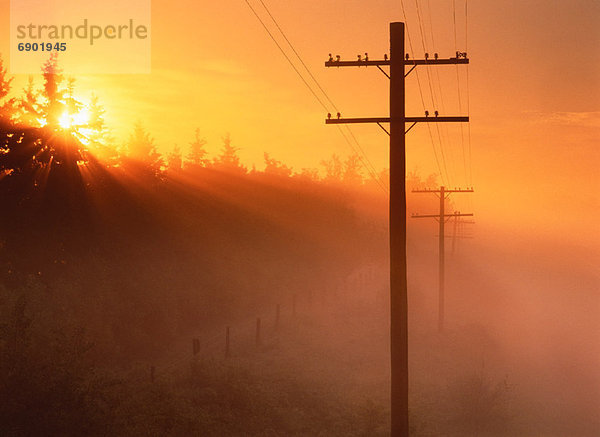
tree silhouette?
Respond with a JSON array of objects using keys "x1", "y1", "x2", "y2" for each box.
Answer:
[
  {"x1": 168, "y1": 145, "x2": 183, "y2": 171},
  {"x1": 342, "y1": 154, "x2": 364, "y2": 186},
  {"x1": 41, "y1": 53, "x2": 66, "y2": 127},
  {"x1": 296, "y1": 167, "x2": 319, "y2": 181},
  {"x1": 125, "y1": 122, "x2": 164, "y2": 177},
  {"x1": 16, "y1": 77, "x2": 42, "y2": 127},
  {"x1": 264, "y1": 152, "x2": 292, "y2": 177},
  {"x1": 213, "y1": 133, "x2": 245, "y2": 172},
  {"x1": 406, "y1": 169, "x2": 437, "y2": 191},
  {"x1": 186, "y1": 128, "x2": 208, "y2": 168},
  {"x1": 1, "y1": 54, "x2": 93, "y2": 175},
  {"x1": 86, "y1": 95, "x2": 118, "y2": 165},
  {"x1": 0, "y1": 55, "x2": 15, "y2": 119},
  {"x1": 0, "y1": 55, "x2": 18, "y2": 180},
  {"x1": 320, "y1": 154, "x2": 343, "y2": 183}
]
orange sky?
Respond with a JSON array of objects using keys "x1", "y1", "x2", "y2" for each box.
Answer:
[{"x1": 0, "y1": 0, "x2": 599, "y2": 246}]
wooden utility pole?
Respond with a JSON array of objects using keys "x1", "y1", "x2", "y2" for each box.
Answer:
[
  {"x1": 325, "y1": 22, "x2": 469, "y2": 436},
  {"x1": 452, "y1": 216, "x2": 475, "y2": 254},
  {"x1": 389, "y1": 23, "x2": 409, "y2": 437},
  {"x1": 452, "y1": 213, "x2": 458, "y2": 254},
  {"x1": 412, "y1": 187, "x2": 473, "y2": 332}
]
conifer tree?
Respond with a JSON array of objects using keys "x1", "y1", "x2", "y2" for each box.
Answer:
[
  {"x1": 186, "y1": 128, "x2": 208, "y2": 167},
  {"x1": 213, "y1": 134, "x2": 245, "y2": 172},
  {"x1": 168, "y1": 145, "x2": 183, "y2": 171},
  {"x1": 126, "y1": 122, "x2": 164, "y2": 177}
]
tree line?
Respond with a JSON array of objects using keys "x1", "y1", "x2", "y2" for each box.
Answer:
[{"x1": 0, "y1": 53, "x2": 393, "y2": 193}]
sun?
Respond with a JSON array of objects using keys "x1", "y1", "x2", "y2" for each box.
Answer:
[
  {"x1": 59, "y1": 112, "x2": 71, "y2": 129},
  {"x1": 73, "y1": 108, "x2": 90, "y2": 126},
  {"x1": 58, "y1": 109, "x2": 90, "y2": 130}
]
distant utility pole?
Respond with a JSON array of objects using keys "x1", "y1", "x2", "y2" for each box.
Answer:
[
  {"x1": 412, "y1": 186, "x2": 473, "y2": 332},
  {"x1": 451, "y1": 216, "x2": 475, "y2": 254},
  {"x1": 325, "y1": 22, "x2": 469, "y2": 437}
]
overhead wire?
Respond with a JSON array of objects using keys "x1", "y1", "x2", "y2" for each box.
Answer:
[
  {"x1": 257, "y1": 0, "x2": 387, "y2": 192},
  {"x1": 242, "y1": 0, "x2": 329, "y2": 112},
  {"x1": 465, "y1": 0, "x2": 473, "y2": 186},
  {"x1": 452, "y1": 0, "x2": 468, "y2": 186},
  {"x1": 425, "y1": 0, "x2": 464, "y2": 185},
  {"x1": 414, "y1": 0, "x2": 452, "y2": 186},
  {"x1": 256, "y1": 0, "x2": 336, "y2": 112},
  {"x1": 244, "y1": 0, "x2": 388, "y2": 193},
  {"x1": 254, "y1": 0, "x2": 389, "y2": 191},
  {"x1": 399, "y1": 0, "x2": 447, "y2": 186}
]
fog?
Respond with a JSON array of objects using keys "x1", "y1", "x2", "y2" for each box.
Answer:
[{"x1": 0, "y1": 156, "x2": 597, "y2": 436}]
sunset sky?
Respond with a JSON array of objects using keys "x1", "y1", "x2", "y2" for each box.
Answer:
[{"x1": 0, "y1": 0, "x2": 598, "y2": 245}]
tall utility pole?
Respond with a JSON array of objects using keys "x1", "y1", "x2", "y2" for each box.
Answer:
[
  {"x1": 325, "y1": 22, "x2": 469, "y2": 437},
  {"x1": 412, "y1": 186, "x2": 473, "y2": 332}
]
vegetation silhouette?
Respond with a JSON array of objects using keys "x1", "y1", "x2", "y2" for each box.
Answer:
[{"x1": 1, "y1": 55, "x2": 538, "y2": 437}]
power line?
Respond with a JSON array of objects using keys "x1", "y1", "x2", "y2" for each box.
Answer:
[
  {"x1": 242, "y1": 0, "x2": 329, "y2": 112},
  {"x1": 246, "y1": 0, "x2": 388, "y2": 192},
  {"x1": 399, "y1": 0, "x2": 447, "y2": 186},
  {"x1": 424, "y1": 0, "x2": 464, "y2": 185},
  {"x1": 336, "y1": 124, "x2": 389, "y2": 192},
  {"x1": 465, "y1": 0, "x2": 473, "y2": 186},
  {"x1": 256, "y1": 0, "x2": 386, "y2": 189},
  {"x1": 452, "y1": 0, "x2": 468, "y2": 186},
  {"x1": 414, "y1": 0, "x2": 452, "y2": 185},
  {"x1": 412, "y1": 186, "x2": 474, "y2": 332},
  {"x1": 324, "y1": 24, "x2": 470, "y2": 436},
  {"x1": 256, "y1": 0, "x2": 337, "y2": 112}
]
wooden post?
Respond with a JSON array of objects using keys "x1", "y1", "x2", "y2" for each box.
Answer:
[
  {"x1": 412, "y1": 187, "x2": 473, "y2": 332},
  {"x1": 452, "y1": 212, "x2": 458, "y2": 255},
  {"x1": 192, "y1": 338, "x2": 200, "y2": 356},
  {"x1": 225, "y1": 326, "x2": 230, "y2": 358},
  {"x1": 150, "y1": 365, "x2": 155, "y2": 383},
  {"x1": 389, "y1": 21, "x2": 409, "y2": 437},
  {"x1": 323, "y1": 23, "x2": 469, "y2": 437},
  {"x1": 439, "y1": 186, "x2": 446, "y2": 333},
  {"x1": 275, "y1": 304, "x2": 280, "y2": 329},
  {"x1": 256, "y1": 317, "x2": 262, "y2": 347}
]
